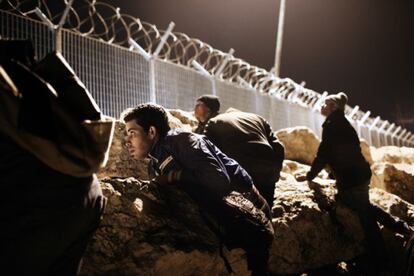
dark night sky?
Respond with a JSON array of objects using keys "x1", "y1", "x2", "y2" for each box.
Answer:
[{"x1": 111, "y1": 0, "x2": 414, "y2": 132}]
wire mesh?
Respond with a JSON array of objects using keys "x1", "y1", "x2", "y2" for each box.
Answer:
[
  {"x1": 61, "y1": 29, "x2": 151, "y2": 118},
  {"x1": 0, "y1": 10, "x2": 54, "y2": 60},
  {"x1": 1, "y1": 2, "x2": 413, "y2": 147},
  {"x1": 154, "y1": 59, "x2": 213, "y2": 111},
  {"x1": 215, "y1": 80, "x2": 257, "y2": 114}
]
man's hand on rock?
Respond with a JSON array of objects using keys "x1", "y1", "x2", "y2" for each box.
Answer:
[
  {"x1": 153, "y1": 174, "x2": 169, "y2": 185},
  {"x1": 139, "y1": 180, "x2": 151, "y2": 192},
  {"x1": 153, "y1": 170, "x2": 182, "y2": 185}
]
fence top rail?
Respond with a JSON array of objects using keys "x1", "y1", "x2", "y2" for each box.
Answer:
[{"x1": 1, "y1": 0, "x2": 412, "y2": 145}]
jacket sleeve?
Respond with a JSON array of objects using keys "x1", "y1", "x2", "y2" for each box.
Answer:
[
  {"x1": 306, "y1": 126, "x2": 331, "y2": 181},
  {"x1": 172, "y1": 133, "x2": 234, "y2": 197}
]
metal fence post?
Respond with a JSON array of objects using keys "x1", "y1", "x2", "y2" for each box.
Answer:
[
  {"x1": 153, "y1": 22, "x2": 175, "y2": 57},
  {"x1": 357, "y1": 110, "x2": 370, "y2": 140},
  {"x1": 129, "y1": 38, "x2": 156, "y2": 103},
  {"x1": 191, "y1": 60, "x2": 216, "y2": 95},
  {"x1": 384, "y1": 123, "x2": 395, "y2": 146},
  {"x1": 347, "y1": 105, "x2": 359, "y2": 121},
  {"x1": 129, "y1": 38, "x2": 152, "y2": 61},
  {"x1": 377, "y1": 120, "x2": 388, "y2": 147},
  {"x1": 149, "y1": 59, "x2": 157, "y2": 103},
  {"x1": 34, "y1": 0, "x2": 73, "y2": 53},
  {"x1": 368, "y1": 116, "x2": 380, "y2": 146},
  {"x1": 397, "y1": 129, "x2": 407, "y2": 147},
  {"x1": 391, "y1": 126, "x2": 402, "y2": 146},
  {"x1": 402, "y1": 131, "x2": 411, "y2": 147},
  {"x1": 55, "y1": 0, "x2": 73, "y2": 52},
  {"x1": 149, "y1": 21, "x2": 175, "y2": 104},
  {"x1": 215, "y1": 48, "x2": 235, "y2": 77},
  {"x1": 312, "y1": 91, "x2": 328, "y2": 112}
]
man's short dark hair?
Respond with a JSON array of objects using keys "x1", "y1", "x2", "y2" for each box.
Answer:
[
  {"x1": 196, "y1": 95, "x2": 220, "y2": 113},
  {"x1": 121, "y1": 103, "x2": 170, "y2": 138}
]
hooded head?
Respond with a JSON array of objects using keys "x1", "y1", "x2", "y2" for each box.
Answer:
[
  {"x1": 194, "y1": 94, "x2": 220, "y2": 122},
  {"x1": 321, "y1": 92, "x2": 348, "y2": 116}
]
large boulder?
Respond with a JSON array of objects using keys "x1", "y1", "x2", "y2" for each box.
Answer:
[
  {"x1": 84, "y1": 159, "x2": 414, "y2": 275},
  {"x1": 370, "y1": 187, "x2": 414, "y2": 226},
  {"x1": 275, "y1": 127, "x2": 320, "y2": 165},
  {"x1": 360, "y1": 139, "x2": 374, "y2": 165},
  {"x1": 168, "y1": 109, "x2": 198, "y2": 130},
  {"x1": 270, "y1": 161, "x2": 364, "y2": 274},
  {"x1": 371, "y1": 162, "x2": 414, "y2": 205},
  {"x1": 273, "y1": 161, "x2": 413, "y2": 274},
  {"x1": 93, "y1": 114, "x2": 413, "y2": 275},
  {"x1": 370, "y1": 187, "x2": 414, "y2": 274},
  {"x1": 274, "y1": 127, "x2": 373, "y2": 166},
  {"x1": 82, "y1": 177, "x2": 249, "y2": 276},
  {"x1": 371, "y1": 146, "x2": 414, "y2": 165},
  {"x1": 166, "y1": 109, "x2": 193, "y2": 132}
]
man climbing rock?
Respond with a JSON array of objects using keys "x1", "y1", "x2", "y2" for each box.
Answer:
[{"x1": 123, "y1": 103, "x2": 274, "y2": 275}]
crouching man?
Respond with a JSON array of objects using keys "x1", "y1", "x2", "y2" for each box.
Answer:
[
  {"x1": 122, "y1": 103, "x2": 274, "y2": 275},
  {"x1": 194, "y1": 95, "x2": 284, "y2": 208}
]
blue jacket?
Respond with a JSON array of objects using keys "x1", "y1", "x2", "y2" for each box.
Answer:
[
  {"x1": 148, "y1": 129, "x2": 254, "y2": 204},
  {"x1": 148, "y1": 129, "x2": 274, "y2": 254}
]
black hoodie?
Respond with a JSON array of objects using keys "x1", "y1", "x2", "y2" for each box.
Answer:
[{"x1": 307, "y1": 110, "x2": 371, "y2": 190}]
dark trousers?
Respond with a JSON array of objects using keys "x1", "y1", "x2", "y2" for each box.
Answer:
[
  {"x1": 224, "y1": 186, "x2": 274, "y2": 276},
  {"x1": 1, "y1": 176, "x2": 105, "y2": 276},
  {"x1": 184, "y1": 179, "x2": 274, "y2": 276},
  {"x1": 0, "y1": 135, "x2": 106, "y2": 276},
  {"x1": 251, "y1": 170, "x2": 280, "y2": 209},
  {"x1": 255, "y1": 180, "x2": 277, "y2": 210},
  {"x1": 336, "y1": 184, "x2": 388, "y2": 275}
]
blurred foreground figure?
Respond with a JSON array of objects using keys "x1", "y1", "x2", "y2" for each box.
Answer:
[
  {"x1": 123, "y1": 103, "x2": 274, "y2": 275},
  {"x1": 194, "y1": 95, "x2": 284, "y2": 207},
  {"x1": 297, "y1": 92, "x2": 412, "y2": 275},
  {"x1": 0, "y1": 40, "x2": 114, "y2": 275}
]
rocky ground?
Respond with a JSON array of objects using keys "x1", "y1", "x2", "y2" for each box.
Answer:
[{"x1": 82, "y1": 110, "x2": 414, "y2": 276}]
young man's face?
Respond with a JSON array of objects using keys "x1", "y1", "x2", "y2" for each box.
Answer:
[
  {"x1": 125, "y1": 120, "x2": 156, "y2": 160},
  {"x1": 321, "y1": 100, "x2": 337, "y2": 117},
  {"x1": 194, "y1": 101, "x2": 211, "y2": 123}
]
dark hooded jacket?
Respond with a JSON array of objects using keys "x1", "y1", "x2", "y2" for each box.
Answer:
[
  {"x1": 306, "y1": 110, "x2": 371, "y2": 190},
  {"x1": 196, "y1": 108, "x2": 284, "y2": 205}
]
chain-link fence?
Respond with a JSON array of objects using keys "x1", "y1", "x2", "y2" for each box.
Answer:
[{"x1": 1, "y1": 2, "x2": 413, "y2": 147}]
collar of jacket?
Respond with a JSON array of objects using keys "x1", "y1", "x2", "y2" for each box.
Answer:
[
  {"x1": 147, "y1": 136, "x2": 167, "y2": 175},
  {"x1": 148, "y1": 129, "x2": 178, "y2": 161},
  {"x1": 147, "y1": 153, "x2": 159, "y2": 164},
  {"x1": 196, "y1": 121, "x2": 208, "y2": 130},
  {"x1": 323, "y1": 109, "x2": 345, "y2": 127},
  {"x1": 149, "y1": 137, "x2": 165, "y2": 163}
]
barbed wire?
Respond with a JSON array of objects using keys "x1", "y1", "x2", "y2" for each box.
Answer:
[
  {"x1": 1, "y1": 0, "x2": 410, "y2": 141},
  {"x1": 0, "y1": 0, "x2": 322, "y2": 104}
]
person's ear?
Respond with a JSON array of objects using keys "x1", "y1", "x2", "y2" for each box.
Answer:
[
  {"x1": 205, "y1": 107, "x2": 212, "y2": 118},
  {"x1": 148, "y1": 126, "x2": 158, "y2": 139}
]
